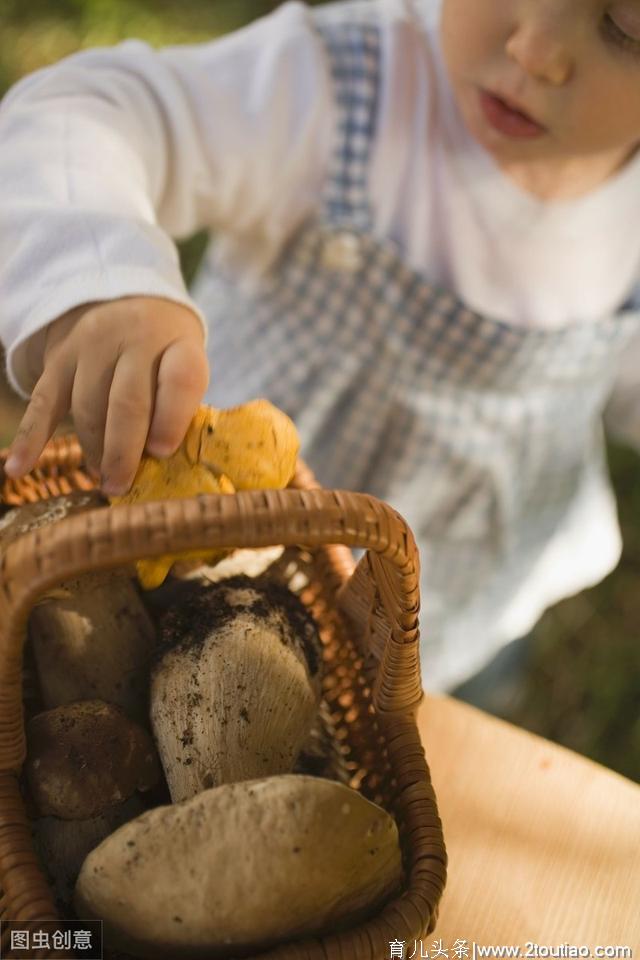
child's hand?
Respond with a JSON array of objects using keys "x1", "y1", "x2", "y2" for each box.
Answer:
[{"x1": 3, "y1": 296, "x2": 209, "y2": 495}]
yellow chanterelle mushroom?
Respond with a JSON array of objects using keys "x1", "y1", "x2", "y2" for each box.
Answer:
[{"x1": 109, "y1": 399, "x2": 299, "y2": 589}]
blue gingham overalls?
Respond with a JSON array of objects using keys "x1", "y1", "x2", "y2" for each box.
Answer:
[{"x1": 196, "y1": 3, "x2": 640, "y2": 691}]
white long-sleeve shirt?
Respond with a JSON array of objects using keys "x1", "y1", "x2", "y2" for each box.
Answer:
[
  {"x1": 3, "y1": 0, "x2": 640, "y2": 397},
  {"x1": 2, "y1": 0, "x2": 640, "y2": 691}
]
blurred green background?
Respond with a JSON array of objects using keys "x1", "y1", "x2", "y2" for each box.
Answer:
[{"x1": 0, "y1": 0, "x2": 638, "y2": 782}]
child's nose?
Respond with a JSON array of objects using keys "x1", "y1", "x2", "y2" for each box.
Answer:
[{"x1": 505, "y1": 11, "x2": 574, "y2": 86}]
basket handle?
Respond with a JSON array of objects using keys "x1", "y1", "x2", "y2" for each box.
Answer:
[
  {"x1": 0, "y1": 482, "x2": 422, "y2": 772},
  {"x1": 0, "y1": 449, "x2": 443, "y2": 947}
]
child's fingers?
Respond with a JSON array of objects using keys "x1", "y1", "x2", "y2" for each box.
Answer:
[
  {"x1": 146, "y1": 339, "x2": 209, "y2": 457},
  {"x1": 4, "y1": 363, "x2": 74, "y2": 477},
  {"x1": 70, "y1": 356, "x2": 117, "y2": 478},
  {"x1": 99, "y1": 350, "x2": 157, "y2": 496}
]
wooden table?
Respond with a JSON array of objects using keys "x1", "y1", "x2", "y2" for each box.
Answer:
[{"x1": 417, "y1": 696, "x2": 640, "y2": 953}]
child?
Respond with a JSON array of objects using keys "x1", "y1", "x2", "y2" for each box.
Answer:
[{"x1": 2, "y1": 0, "x2": 640, "y2": 696}]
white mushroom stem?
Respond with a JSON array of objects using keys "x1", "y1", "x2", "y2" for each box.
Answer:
[
  {"x1": 32, "y1": 797, "x2": 146, "y2": 914},
  {"x1": 150, "y1": 577, "x2": 322, "y2": 802},
  {"x1": 0, "y1": 493, "x2": 156, "y2": 727},
  {"x1": 29, "y1": 571, "x2": 156, "y2": 728}
]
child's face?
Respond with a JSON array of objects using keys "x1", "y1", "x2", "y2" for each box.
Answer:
[{"x1": 440, "y1": 0, "x2": 640, "y2": 171}]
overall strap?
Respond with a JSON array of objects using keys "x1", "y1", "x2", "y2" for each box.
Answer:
[{"x1": 312, "y1": 3, "x2": 381, "y2": 232}]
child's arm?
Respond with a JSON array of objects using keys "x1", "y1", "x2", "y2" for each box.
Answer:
[{"x1": 0, "y1": 3, "x2": 332, "y2": 492}]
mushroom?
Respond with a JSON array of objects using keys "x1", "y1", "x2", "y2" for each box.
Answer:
[
  {"x1": 170, "y1": 544, "x2": 285, "y2": 583},
  {"x1": 150, "y1": 576, "x2": 322, "y2": 802},
  {"x1": 109, "y1": 399, "x2": 299, "y2": 589},
  {"x1": 28, "y1": 569, "x2": 157, "y2": 728},
  {"x1": 26, "y1": 700, "x2": 161, "y2": 911},
  {"x1": 143, "y1": 545, "x2": 285, "y2": 620},
  {"x1": 75, "y1": 774, "x2": 403, "y2": 957},
  {"x1": 32, "y1": 804, "x2": 146, "y2": 918},
  {"x1": 26, "y1": 700, "x2": 160, "y2": 818},
  {"x1": 0, "y1": 492, "x2": 157, "y2": 727}
]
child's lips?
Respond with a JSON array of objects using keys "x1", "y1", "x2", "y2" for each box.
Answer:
[{"x1": 478, "y1": 89, "x2": 546, "y2": 139}]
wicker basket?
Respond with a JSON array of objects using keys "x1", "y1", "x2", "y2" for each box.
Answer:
[{"x1": 0, "y1": 434, "x2": 447, "y2": 960}]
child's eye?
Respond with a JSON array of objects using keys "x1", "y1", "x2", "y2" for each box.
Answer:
[{"x1": 603, "y1": 8, "x2": 640, "y2": 56}]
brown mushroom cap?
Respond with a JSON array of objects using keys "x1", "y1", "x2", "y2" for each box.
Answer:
[
  {"x1": 74, "y1": 774, "x2": 403, "y2": 957},
  {"x1": 26, "y1": 700, "x2": 161, "y2": 820}
]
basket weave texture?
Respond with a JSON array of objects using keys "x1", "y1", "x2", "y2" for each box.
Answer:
[{"x1": 0, "y1": 434, "x2": 447, "y2": 960}]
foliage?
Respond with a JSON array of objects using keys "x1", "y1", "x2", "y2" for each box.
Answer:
[{"x1": 0, "y1": 0, "x2": 324, "y2": 96}]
